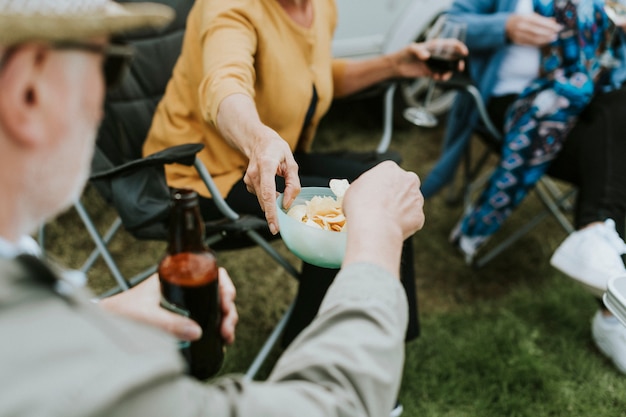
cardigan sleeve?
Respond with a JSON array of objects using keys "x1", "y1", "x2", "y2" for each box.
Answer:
[{"x1": 197, "y1": 3, "x2": 258, "y2": 127}]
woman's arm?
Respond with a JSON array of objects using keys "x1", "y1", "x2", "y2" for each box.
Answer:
[
  {"x1": 215, "y1": 94, "x2": 301, "y2": 235},
  {"x1": 333, "y1": 39, "x2": 467, "y2": 98}
]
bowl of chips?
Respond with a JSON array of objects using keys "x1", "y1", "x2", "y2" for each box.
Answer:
[{"x1": 276, "y1": 180, "x2": 349, "y2": 269}]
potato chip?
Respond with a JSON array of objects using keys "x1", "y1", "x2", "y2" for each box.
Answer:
[
  {"x1": 286, "y1": 179, "x2": 350, "y2": 232},
  {"x1": 286, "y1": 204, "x2": 308, "y2": 222},
  {"x1": 329, "y1": 178, "x2": 350, "y2": 202}
]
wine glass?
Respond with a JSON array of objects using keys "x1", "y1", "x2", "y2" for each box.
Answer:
[
  {"x1": 403, "y1": 81, "x2": 439, "y2": 127},
  {"x1": 601, "y1": 0, "x2": 626, "y2": 69},
  {"x1": 403, "y1": 15, "x2": 467, "y2": 128}
]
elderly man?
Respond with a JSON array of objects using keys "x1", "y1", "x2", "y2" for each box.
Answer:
[{"x1": 0, "y1": 1, "x2": 426, "y2": 416}]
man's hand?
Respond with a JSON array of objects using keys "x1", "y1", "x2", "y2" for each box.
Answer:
[
  {"x1": 217, "y1": 267, "x2": 238, "y2": 345},
  {"x1": 99, "y1": 268, "x2": 238, "y2": 344},
  {"x1": 505, "y1": 13, "x2": 563, "y2": 46},
  {"x1": 344, "y1": 161, "x2": 424, "y2": 240},
  {"x1": 342, "y1": 161, "x2": 424, "y2": 275}
]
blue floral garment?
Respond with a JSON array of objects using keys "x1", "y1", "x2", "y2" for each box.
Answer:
[{"x1": 461, "y1": 0, "x2": 612, "y2": 240}]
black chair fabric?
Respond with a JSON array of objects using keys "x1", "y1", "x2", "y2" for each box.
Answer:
[{"x1": 90, "y1": 0, "x2": 193, "y2": 240}]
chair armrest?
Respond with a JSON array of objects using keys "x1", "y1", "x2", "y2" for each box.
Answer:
[{"x1": 91, "y1": 143, "x2": 204, "y2": 180}]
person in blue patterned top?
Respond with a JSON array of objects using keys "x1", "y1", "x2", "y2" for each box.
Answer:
[{"x1": 425, "y1": 0, "x2": 626, "y2": 374}]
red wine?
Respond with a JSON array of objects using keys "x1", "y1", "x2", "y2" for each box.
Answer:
[{"x1": 426, "y1": 51, "x2": 463, "y2": 74}]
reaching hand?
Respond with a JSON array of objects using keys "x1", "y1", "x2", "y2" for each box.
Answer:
[
  {"x1": 99, "y1": 268, "x2": 238, "y2": 344},
  {"x1": 215, "y1": 94, "x2": 301, "y2": 236},
  {"x1": 505, "y1": 13, "x2": 563, "y2": 46},
  {"x1": 242, "y1": 125, "x2": 300, "y2": 235}
]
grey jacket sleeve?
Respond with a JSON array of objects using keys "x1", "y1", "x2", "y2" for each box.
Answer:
[
  {"x1": 259, "y1": 262, "x2": 408, "y2": 416},
  {"x1": 104, "y1": 263, "x2": 408, "y2": 417},
  {"x1": 1, "y1": 260, "x2": 407, "y2": 417},
  {"x1": 204, "y1": 263, "x2": 407, "y2": 417}
]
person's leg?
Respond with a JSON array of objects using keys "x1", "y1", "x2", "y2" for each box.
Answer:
[
  {"x1": 400, "y1": 237, "x2": 420, "y2": 341},
  {"x1": 546, "y1": 86, "x2": 626, "y2": 374},
  {"x1": 455, "y1": 93, "x2": 564, "y2": 259},
  {"x1": 282, "y1": 235, "x2": 420, "y2": 343},
  {"x1": 548, "y1": 85, "x2": 626, "y2": 236},
  {"x1": 486, "y1": 94, "x2": 516, "y2": 132},
  {"x1": 548, "y1": 85, "x2": 626, "y2": 289},
  {"x1": 489, "y1": 88, "x2": 626, "y2": 374},
  {"x1": 280, "y1": 263, "x2": 337, "y2": 346}
]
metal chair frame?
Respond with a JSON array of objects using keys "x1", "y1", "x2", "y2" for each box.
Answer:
[{"x1": 438, "y1": 76, "x2": 577, "y2": 268}]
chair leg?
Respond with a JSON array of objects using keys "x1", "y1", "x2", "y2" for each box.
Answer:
[
  {"x1": 74, "y1": 200, "x2": 131, "y2": 291},
  {"x1": 80, "y1": 216, "x2": 123, "y2": 274},
  {"x1": 97, "y1": 265, "x2": 158, "y2": 298},
  {"x1": 473, "y1": 181, "x2": 576, "y2": 268},
  {"x1": 444, "y1": 142, "x2": 471, "y2": 206},
  {"x1": 244, "y1": 300, "x2": 295, "y2": 381},
  {"x1": 245, "y1": 229, "x2": 300, "y2": 280},
  {"x1": 375, "y1": 83, "x2": 397, "y2": 155},
  {"x1": 535, "y1": 178, "x2": 576, "y2": 234},
  {"x1": 474, "y1": 207, "x2": 552, "y2": 268},
  {"x1": 38, "y1": 224, "x2": 47, "y2": 258}
]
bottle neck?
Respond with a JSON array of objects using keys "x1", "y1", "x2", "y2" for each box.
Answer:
[{"x1": 167, "y1": 189, "x2": 206, "y2": 254}]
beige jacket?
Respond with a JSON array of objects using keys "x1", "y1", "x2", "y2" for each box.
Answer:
[{"x1": 0, "y1": 259, "x2": 407, "y2": 417}]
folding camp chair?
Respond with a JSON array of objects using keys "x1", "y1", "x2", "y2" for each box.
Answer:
[
  {"x1": 39, "y1": 0, "x2": 299, "y2": 381},
  {"x1": 332, "y1": 9, "x2": 457, "y2": 162},
  {"x1": 435, "y1": 72, "x2": 577, "y2": 268}
]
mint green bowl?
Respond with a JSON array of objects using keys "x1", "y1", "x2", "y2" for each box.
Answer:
[{"x1": 276, "y1": 187, "x2": 347, "y2": 269}]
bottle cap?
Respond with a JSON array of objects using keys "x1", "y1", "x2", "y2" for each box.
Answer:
[{"x1": 171, "y1": 188, "x2": 198, "y2": 207}]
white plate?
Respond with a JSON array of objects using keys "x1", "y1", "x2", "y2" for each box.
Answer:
[{"x1": 603, "y1": 275, "x2": 626, "y2": 327}]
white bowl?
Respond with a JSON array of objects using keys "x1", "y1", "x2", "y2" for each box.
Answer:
[{"x1": 276, "y1": 187, "x2": 347, "y2": 269}]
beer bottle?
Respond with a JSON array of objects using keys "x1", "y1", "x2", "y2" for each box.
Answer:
[{"x1": 158, "y1": 188, "x2": 223, "y2": 380}]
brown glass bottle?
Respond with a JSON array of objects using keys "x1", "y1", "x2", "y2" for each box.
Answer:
[{"x1": 158, "y1": 188, "x2": 223, "y2": 380}]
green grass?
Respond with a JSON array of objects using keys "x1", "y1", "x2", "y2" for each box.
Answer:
[
  {"x1": 404, "y1": 281, "x2": 626, "y2": 416},
  {"x1": 43, "y1": 96, "x2": 626, "y2": 416}
]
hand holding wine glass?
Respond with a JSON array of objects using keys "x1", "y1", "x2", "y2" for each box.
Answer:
[
  {"x1": 403, "y1": 15, "x2": 467, "y2": 128},
  {"x1": 424, "y1": 15, "x2": 467, "y2": 75}
]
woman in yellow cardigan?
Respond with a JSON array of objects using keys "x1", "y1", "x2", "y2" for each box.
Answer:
[{"x1": 144, "y1": 0, "x2": 466, "y2": 346}]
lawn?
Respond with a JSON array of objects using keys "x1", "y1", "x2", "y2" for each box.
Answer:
[{"x1": 43, "y1": 95, "x2": 626, "y2": 416}]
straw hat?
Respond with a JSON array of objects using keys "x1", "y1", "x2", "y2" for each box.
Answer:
[{"x1": 0, "y1": 0, "x2": 175, "y2": 45}]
